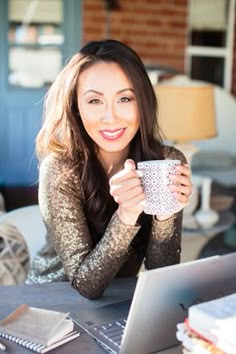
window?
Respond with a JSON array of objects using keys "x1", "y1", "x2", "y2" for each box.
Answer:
[
  {"x1": 186, "y1": 0, "x2": 235, "y2": 91},
  {"x1": 8, "y1": 0, "x2": 64, "y2": 88}
]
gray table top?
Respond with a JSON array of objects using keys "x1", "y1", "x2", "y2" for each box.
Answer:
[
  {"x1": 0, "y1": 279, "x2": 137, "y2": 354},
  {"x1": 0, "y1": 279, "x2": 181, "y2": 354}
]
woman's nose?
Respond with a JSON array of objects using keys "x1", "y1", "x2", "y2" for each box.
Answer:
[{"x1": 101, "y1": 104, "x2": 117, "y2": 123}]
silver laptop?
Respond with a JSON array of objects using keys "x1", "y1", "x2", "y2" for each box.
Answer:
[{"x1": 72, "y1": 253, "x2": 236, "y2": 354}]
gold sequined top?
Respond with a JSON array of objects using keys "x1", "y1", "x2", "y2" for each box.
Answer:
[{"x1": 26, "y1": 146, "x2": 186, "y2": 299}]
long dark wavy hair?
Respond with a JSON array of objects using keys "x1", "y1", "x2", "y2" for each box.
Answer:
[{"x1": 36, "y1": 39, "x2": 164, "y2": 242}]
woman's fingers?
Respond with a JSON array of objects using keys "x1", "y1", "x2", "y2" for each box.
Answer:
[
  {"x1": 110, "y1": 172, "x2": 142, "y2": 197},
  {"x1": 110, "y1": 159, "x2": 145, "y2": 225},
  {"x1": 109, "y1": 159, "x2": 144, "y2": 202},
  {"x1": 169, "y1": 163, "x2": 193, "y2": 206},
  {"x1": 169, "y1": 171, "x2": 192, "y2": 188},
  {"x1": 112, "y1": 184, "x2": 144, "y2": 204},
  {"x1": 119, "y1": 193, "x2": 146, "y2": 211},
  {"x1": 176, "y1": 163, "x2": 191, "y2": 176},
  {"x1": 169, "y1": 182, "x2": 193, "y2": 198},
  {"x1": 109, "y1": 159, "x2": 141, "y2": 196},
  {"x1": 109, "y1": 159, "x2": 136, "y2": 183}
]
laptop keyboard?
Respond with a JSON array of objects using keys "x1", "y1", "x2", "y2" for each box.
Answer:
[{"x1": 93, "y1": 318, "x2": 127, "y2": 348}]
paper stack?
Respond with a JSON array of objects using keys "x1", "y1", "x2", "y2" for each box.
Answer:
[{"x1": 176, "y1": 293, "x2": 236, "y2": 354}]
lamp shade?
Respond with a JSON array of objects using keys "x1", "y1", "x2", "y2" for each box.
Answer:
[{"x1": 154, "y1": 85, "x2": 217, "y2": 143}]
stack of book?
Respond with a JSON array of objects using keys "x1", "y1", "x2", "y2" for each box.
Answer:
[
  {"x1": 176, "y1": 293, "x2": 236, "y2": 354},
  {"x1": 0, "y1": 304, "x2": 80, "y2": 353}
]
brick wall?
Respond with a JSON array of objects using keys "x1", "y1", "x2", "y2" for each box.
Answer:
[
  {"x1": 82, "y1": 0, "x2": 188, "y2": 72},
  {"x1": 82, "y1": 0, "x2": 236, "y2": 97}
]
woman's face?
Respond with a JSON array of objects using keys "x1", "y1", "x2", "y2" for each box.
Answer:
[{"x1": 77, "y1": 61, "x2": 139, "y2": 164}]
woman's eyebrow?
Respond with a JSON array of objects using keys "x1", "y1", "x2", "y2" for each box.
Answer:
[
  {"x1": 117, "y1": 88, "x2": 134, "y2": 94},
  {"x1": 84, "y1": 88, "x2": 134, "y2": 96},
  {"x1": 84, "y1": 89, "x2": 103, "y2": 96}
]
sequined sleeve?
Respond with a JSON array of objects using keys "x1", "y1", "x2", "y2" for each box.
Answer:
[
  {"x1": 38, "y1": 155, "x2": 140, "y2": 299},
  {"x1": 144, "y1": 146, "x2": 187, "y2": 269}
]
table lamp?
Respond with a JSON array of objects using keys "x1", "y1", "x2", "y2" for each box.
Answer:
[{"x1": 154, "y1": 84, "x2": 219, "y2": 229}]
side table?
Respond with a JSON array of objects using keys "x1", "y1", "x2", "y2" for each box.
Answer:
[{"x1": 181, "y1": 210, "x2": 235, "y2": 263}]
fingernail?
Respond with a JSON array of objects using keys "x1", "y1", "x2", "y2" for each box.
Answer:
[
  {"x1": 124, "y1": 159, "x2": 135, "y2": 171},
  {"x1": 169, "y1": 174, "x2": 177, "y2": 180},
  {"x1": 173, "y1": 192, "x2": 179, "y2": 198},
  {"x1": 136, "y1": 170, "x2": 143, "y2": 178}
]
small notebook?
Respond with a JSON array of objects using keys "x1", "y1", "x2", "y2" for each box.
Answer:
[{"x1": 0, "y1": 304, "x2": 80, "y2": 353}]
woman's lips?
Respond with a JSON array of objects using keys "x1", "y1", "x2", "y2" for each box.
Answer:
[{"x1": 100, "y1": 128, "x2": 126, "y2": 140}]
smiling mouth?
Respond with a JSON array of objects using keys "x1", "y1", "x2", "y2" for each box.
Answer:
[{"x1": 100, "y1": 128, "x2": 126, "y2": 140}]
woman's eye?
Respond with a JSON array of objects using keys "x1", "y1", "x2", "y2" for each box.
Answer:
[
  {"x1": 88, "y1": 98, "x2": 101, "y2": 104},
  {"x1": 119, "y1": 96, "x2": 132, "y2": 103}
]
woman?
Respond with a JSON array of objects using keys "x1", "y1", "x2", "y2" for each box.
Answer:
[{"x1": 26, "y1": 39, "x2": 192, "y2": 299}]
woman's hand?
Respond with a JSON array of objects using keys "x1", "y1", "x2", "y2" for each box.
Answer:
[
  {"x1": 109, "y1": 159, "x2": 145, "y2": 225},
  {"x1": 169, "y1": 163, "x2": 193, "y2": 206},
  {"x1": 155, "y1": 163, "x2": 193, "y2": 221}
]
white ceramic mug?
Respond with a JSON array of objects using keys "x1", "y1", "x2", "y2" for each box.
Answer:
[{"x1": 137, "y1": 159, "x2": 181, "y2": 216}]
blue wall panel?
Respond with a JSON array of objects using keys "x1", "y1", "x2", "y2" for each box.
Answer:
[{"x1": 0, "y1": 0, "x2": 82, "y2": 186}]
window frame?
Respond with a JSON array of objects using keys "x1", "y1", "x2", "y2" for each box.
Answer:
[{"x1": 185, "y1": 0, "x2": 235, "y2": 91}]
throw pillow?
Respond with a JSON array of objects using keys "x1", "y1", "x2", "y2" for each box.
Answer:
[{"x1": 0, "y1": 223, "x2": 30, "y2": 285}]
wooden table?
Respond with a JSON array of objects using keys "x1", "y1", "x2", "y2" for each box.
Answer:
[{"x1": 0, "y1": 279, "x2": 181, "y2": 354}]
